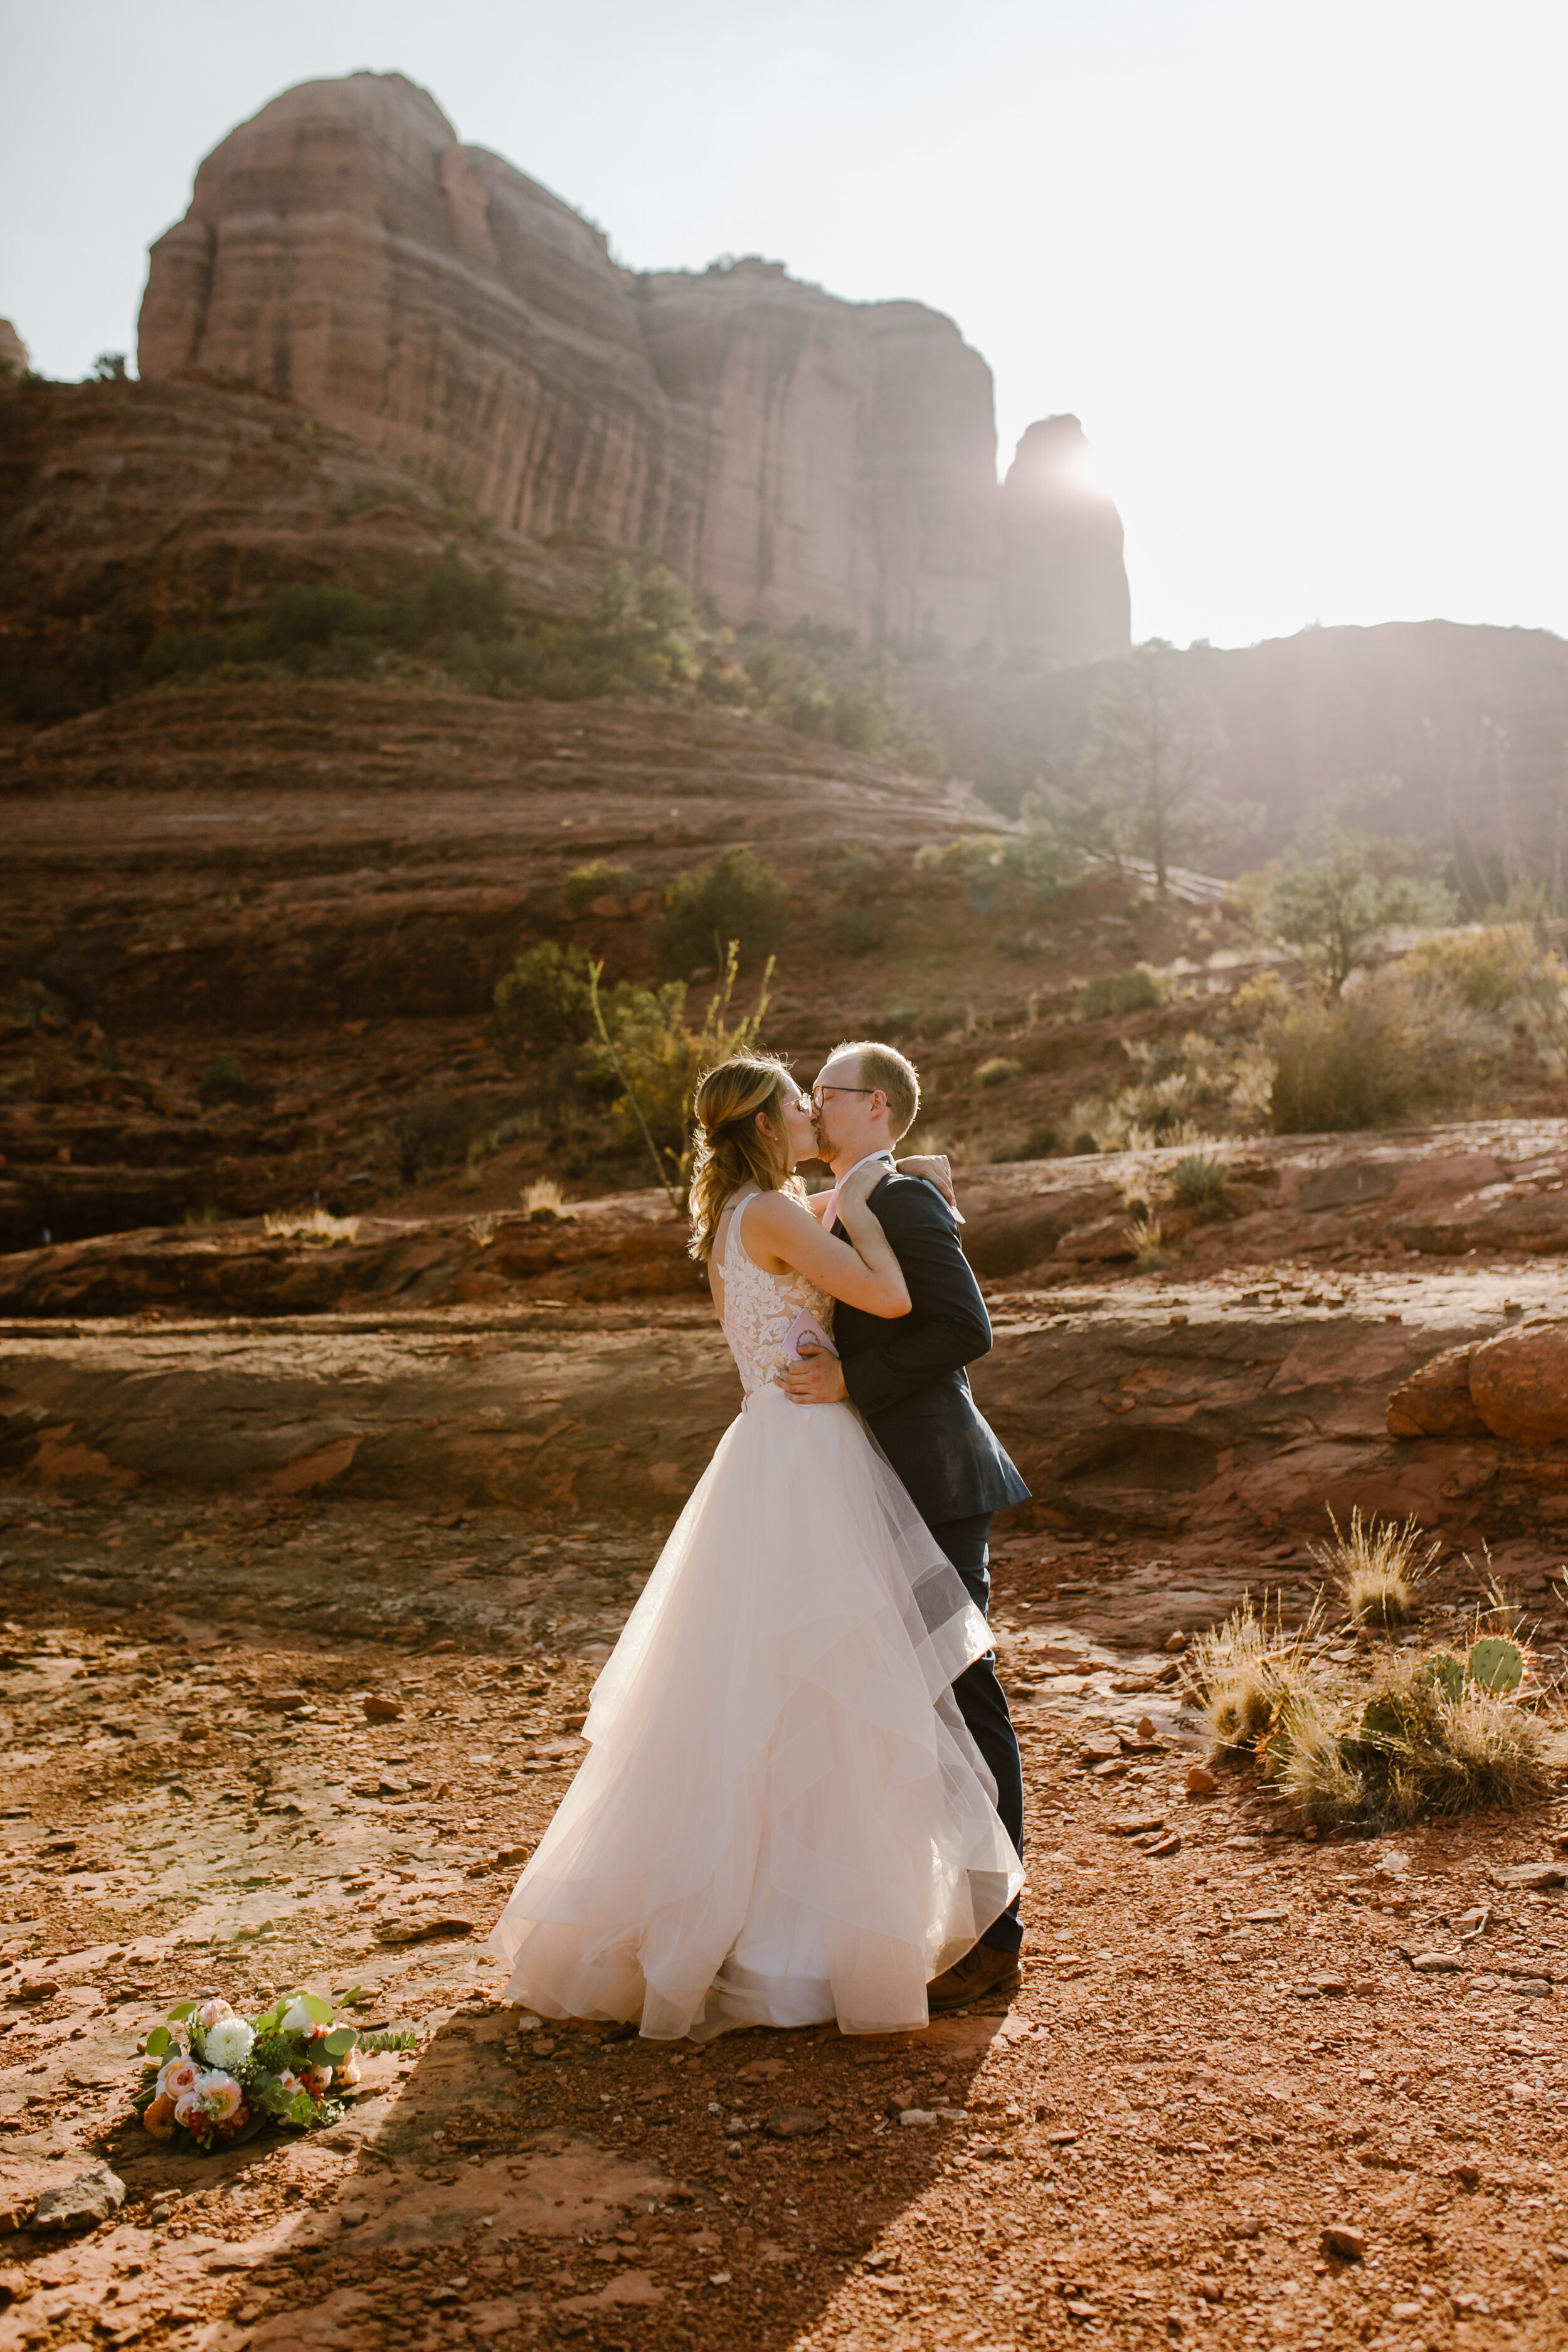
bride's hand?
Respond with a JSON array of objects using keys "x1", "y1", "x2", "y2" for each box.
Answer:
[
  {"x1": 836, "y1": 1159, "x2": 887, "y2": 1214},
  {"x1": 896, "y1": 1152, "x2": 956, "y2": 1209}
]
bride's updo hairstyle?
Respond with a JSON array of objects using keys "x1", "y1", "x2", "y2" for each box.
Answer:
[{"x1": 687, "y1": 1054, "x2": 804, "y2": 1261}]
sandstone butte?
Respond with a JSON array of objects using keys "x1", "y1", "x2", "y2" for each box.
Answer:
[{"x1": 136, "y1": 69, "x2": 1129, "y2": 659}]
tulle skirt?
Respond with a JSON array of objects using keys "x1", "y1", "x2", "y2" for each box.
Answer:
[{"x1": 485, "y1": 1386, "x2": 1023, "y2": 2040}]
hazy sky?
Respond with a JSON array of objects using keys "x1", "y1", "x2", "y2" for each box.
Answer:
[{"x1": 4, "y1": 0, "x2": 1565, "y2": 650}]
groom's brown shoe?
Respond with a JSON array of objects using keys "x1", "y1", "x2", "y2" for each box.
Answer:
[{"x1": 926, "y1": 1942, "x2": 1022, "y2": 2014}]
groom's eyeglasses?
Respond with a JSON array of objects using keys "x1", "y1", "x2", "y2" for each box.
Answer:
[{"x1": 810, "y1": 1085, "x2": 880, "y2": 1111}]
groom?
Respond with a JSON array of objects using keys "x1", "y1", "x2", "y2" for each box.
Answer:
[{"x1": 781, "y1": 1039, "x2": 1029, "y2": 2011}]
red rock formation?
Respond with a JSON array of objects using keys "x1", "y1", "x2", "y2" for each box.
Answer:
[
  {"x1": 1466, "y1": 1323, "x2": 1568, "y2": 1444},
  {"x1": 137, "y1": 71, "x2": 1125, "y2": 654},
  {"x1": 0, "y1": 319, "x2": 29, "y2": 376},
  {"x1": 1001, "y1": 416, "x2": 1131, "y2": 667},
  {"x1": 1385, "y1": 1343, "x2": 1487, "y2": 1438}
]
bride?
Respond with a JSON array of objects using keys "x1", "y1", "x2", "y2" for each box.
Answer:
[{"x1": 486, "y1": 1053, "x2": 1022, "y2": 2040}]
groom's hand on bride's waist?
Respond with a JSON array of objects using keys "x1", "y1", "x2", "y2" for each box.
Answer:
[{"x1": 780, "y1": 1343, "x2": 848, "y2": 1405}]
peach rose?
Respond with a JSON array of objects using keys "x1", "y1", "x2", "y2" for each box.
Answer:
[
  {"x1": 196, "y1": 1998, "x2": 235, "y2": 2033},
  {"x1": 333, "y1": 2051, "x2": 361, "y2": 2087},
  {"x1": 142, "y1": 2092, "x2": 176, "y2": 2139},
  {"x1": 158, "y1": 2055, "x2": 201, "y2": 2101}
]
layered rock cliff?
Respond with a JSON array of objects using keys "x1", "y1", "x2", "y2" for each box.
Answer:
[
  {"x1": 137, "y1": 70, "x2": 1129, "y2": 658},
  {"x1": 1002, "y1": 415, "x2": 1131, "y2": 665}
]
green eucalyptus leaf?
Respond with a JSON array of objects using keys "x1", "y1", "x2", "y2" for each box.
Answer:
[
  {"x1": 167, "y1": 2001, "x2": 197, "y2": 2022},
  {"x1": 302, "y1": 1993, "x2": 334, "y2": 2027},
  {"x1": 323, "y1": 2028, "x2": 356, "y2": 2058},
  {"x1": 145, "y1": 2026, "x2": 172, "y2": 2058}
]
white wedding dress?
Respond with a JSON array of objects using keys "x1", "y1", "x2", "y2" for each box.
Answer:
[{"x1": 485, "y1": 1191, "x2": 1023, "y2": 2040}]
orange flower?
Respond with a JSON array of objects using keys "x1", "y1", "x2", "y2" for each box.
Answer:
[{"x1": 142, "y1": 2093, "x2": 176, "y2": 2139}]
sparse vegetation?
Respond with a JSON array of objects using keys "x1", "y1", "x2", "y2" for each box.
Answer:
[
  {"x1": 586, "y1": 945, "x2": 774, "y2": 1203},
  {"x1": 1078, "y1": 966, "x2": 1162, "y2": 1020},
  {"x1": 561, "y1": 861, "x2": 640, "y2": 916},
  {"x1": 1259, "y1": 787, "x2": 1456, "y2": 993},
  {"x1": 1267, "y1": 968, "x2": 1491, "y2": 1135},
  {"x1": 973, "y1": 1056, "x2": 1023, "y2": 1089},
  {"x1": 198, "y1": 1052, "x2": 250, "y2": 1103},
  {"x1": 1124, "y1": 1210, "x2": 1168, "y2": 1268},
  {"x1": 485, "y1": 945, "x2": 595, "y2": 1073},
  {"x1": 647, "y1": 847, "x2": 788, "y2": 981},
  {"x1": 522, "y1": 1179, "x2": 570, "y2": 1221},
  {"x1": 262, "y1": 1206, "x2": 361, "y2": 1244},
  {"x1": 1075, "y1": 642, "x2": 1254, "y2": 896},
  {"x1": 829, "y1": 906, "x2": 884, "y2": 958},
  {"x1": 1311, "y1": 1505, "x2": 1439, "y2": 1628},
  {"x1": 1191, "y1": 1595, "x2": 1327, "y2": 1754},
  {"x1": 1168, "y1": 1152, "x2": 1229, "y2": 1214}
]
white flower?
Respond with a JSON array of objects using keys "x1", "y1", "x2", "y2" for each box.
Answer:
[
  {"x1": 280, "y1": 2000, "x2": 317, "y2": 2035},
  {"x1": 202, "y1": 2016, "x2": 255, "y2": 2072}
]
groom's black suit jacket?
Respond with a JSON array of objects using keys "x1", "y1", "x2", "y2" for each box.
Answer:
[{"x1": 832, "y1": 1170, "x2": 1030, "y2": 1528}]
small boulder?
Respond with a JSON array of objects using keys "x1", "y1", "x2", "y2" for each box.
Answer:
[
  {"x1": 1385, "y1": 1343, "x2": 1486, "y2": 1438},
  {"x1": 363, "y1": 1693, "x2": 403, "y2": 1723},
  {"x1": 764, "y1": 2108, "x2": 825, "y2": 2139},
  {"x1": 1184, "y1": 1764, "x2": 1219, "y2": 1797},
  {"x1": 33, "y1": 2163, "x2": 125, "y2": 2233},
  {"x1": 1468, "y1": 1322, "x2": 1568, "y2": 1444},
  {"x1": 1322, "y1": 2224, "x2": 1365, "y2": 2262}
]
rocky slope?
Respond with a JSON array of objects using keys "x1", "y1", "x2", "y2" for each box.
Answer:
[
  {"x1": 931, "y1": 617, "x2": 1568, "y2": 871},
  {"x1": 137, "y1": 70, "x2": 1130, "y2": 658}
]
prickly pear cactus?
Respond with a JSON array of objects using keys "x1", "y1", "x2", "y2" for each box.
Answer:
[
  {"x1": 1359, "y1": 1697, "x2": 1407, "y2": 1746},
  {"x1": 1419, "y1": 1651, "x2": 1468, "y2": 1703},
  {"x1": 1467, "y1": 1636, "x2": 1524, "y2": 1693}
]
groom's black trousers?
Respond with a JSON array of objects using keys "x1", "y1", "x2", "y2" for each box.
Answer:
[{"x1": 928, "y1": 1512, "x2": 1024, "y2": 1956}]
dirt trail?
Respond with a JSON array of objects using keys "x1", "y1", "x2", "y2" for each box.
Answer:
[{"x1": 1, "y1": 1495, "x2": 1565, "y2": 2352}]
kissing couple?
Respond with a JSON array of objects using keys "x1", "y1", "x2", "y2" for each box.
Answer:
[{"x1": 487, "y1": 1038, "x2": 1029, "y2": 2039}]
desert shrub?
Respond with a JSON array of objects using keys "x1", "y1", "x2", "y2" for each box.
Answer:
[
  {"x1": 262, "y1": 1206, "x2": 360, "y2": 1244},
  {"x1": 830, "y1": 906, "x2": 884, "y2": 958},
  {"x1": 585, "y1": 948, "x2": 773, "y2": 1199},
  {"x1": 1263, "y1": 795, "x2": 1455, "y2": 993},
  {"x1": 264, "y1": 585, "x2": 392, "y2": 652},
  {"x1": 973, "y1": 1056, "x2": 1023, "y2": 1089},
  {"x1": 1311, "y1": 1506, "x2": 1440, "y2": 1628},
  {"x1": 1268, "y1": 970, "x2": 1491, "y2": 1135},
  {"x1": 486, "y1": 944, "x2": 596, "y2": 1070},
  {"x1": 1270, "y1": 1640, "x2": 1547, "y2": 1833},
  {"x1": 1191, "y1": 1596, "x2": 1326, "y2": 1754},
  {"x1": 1078, "y1": 966, "x2": 1162, "y2": 1019},
  {"x1": 562, "y1": 861, "x2": 640, "y2": 916},
  {"x1": 649, "y1": 847, "x2": 788, "y2": 980},
  {"x1": 1169, "y1": 1152, "x2": 1229, "y2": 1214},
  {"x1": 1401, "y1": 926, "x2": 1521, "y2": 1012},
  {"x1": 521, "y1": 1178, "x2": 571, "y2": 1221},
  {"x1": 199, "y1": 1052, "x2": 250, "y2": 1103}
]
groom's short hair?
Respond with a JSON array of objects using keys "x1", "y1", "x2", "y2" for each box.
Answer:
[{"x1": 830, "y1": 1039, "x2": 921, "y2": 1140}]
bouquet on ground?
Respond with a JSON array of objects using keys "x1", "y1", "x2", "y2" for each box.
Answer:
[{"x1": 133, "y1": 1989, "x2": 411, "y2": 2154}]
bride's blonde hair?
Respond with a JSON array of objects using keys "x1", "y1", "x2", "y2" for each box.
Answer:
[{"x1": 687, "y1": 1054, "x2": 805, "y2": 1261}]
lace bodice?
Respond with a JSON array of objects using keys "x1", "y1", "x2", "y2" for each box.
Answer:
[{"x1": 719, "y1": 1193, "x2": 834, "y2": 1399}]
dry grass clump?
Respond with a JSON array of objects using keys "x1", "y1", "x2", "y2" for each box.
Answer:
[
  {"x1": 522, "y1": 1179, "x2": 570, "y2": 1221},
  {"x1": 262, "y1": 1206, "x2": 361, "y2": 1244},
  {"x1": 1270, "y1": 1646, "x2": 1548, "y2": 1834},
  {"x1": 1268, "y1": 968, "x2": 1493, "y2": 1135},
  {"x1": 1190, "y1": 1595, "x2": 1327, "y2": 1752},
  {"x1": 1168, "y1": 1152, "x2": 1230, "y2": 1214},
  {"x1": 1123, "y1": 1211, "x2": 1168, "y2": 1270},
  {"x1": 1311, "y1": 1505, "x2": 1439, "y2": 1628}
]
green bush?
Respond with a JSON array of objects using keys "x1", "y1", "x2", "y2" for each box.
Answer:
[
  {"x1": 649, "y1": 847, "x2": 788, "y2": 980},
  {"x1": 1169, "y1": 1152, "x2": 1229, "y2": 1213},
  {"x1": 1268, "y1": 973, "x2": 1488, "y2": 1134},
  {"x1": 485, "y1": 944, "x2": 596, "y2": 1069},
  {"x1": 829, "y1": 906, "x2": 884, "y2": 958},
  {"x1": 562, "y1": 861, "x2": 639, "y2": 916},
  {"x1": 1078, "y1": 966, "x2": 1162, "y2": 1019},
  {"x1": 199, "y1": 1052, "x2": 250, "y2": 1103},
  {"x1": 973, "y1": 1056, "x2": 1024, "y2": 1088}
]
